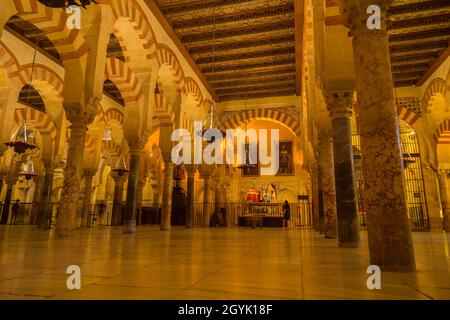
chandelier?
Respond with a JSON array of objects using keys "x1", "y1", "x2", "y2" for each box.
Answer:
[
  {"x1": 20, "y1": 157, "x2": 38, "y2": 181},
  {"x1": 38, "y1": 0, "x2": 97, "y2": 9},
  {"x1": 200, "y1": 1, "x2": 225, "y2": 143},
  {"x1": 5, "y1": 45, "x2": 39, "y2": 155},
  {"x1": 111, "y1": 138, "x2": 129, "y2": 176}
]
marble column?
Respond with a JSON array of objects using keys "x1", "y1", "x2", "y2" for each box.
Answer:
[
  {"x1": 135, "y1": 175, "x2": 147, "y2": 226},
  {"x1": 81, "y1": 169, "x2": 96, "y2": 227},
  {"x1": 123, "y1": 147, "x2": 141, "y2": 234},
  {"x1": 318, "y1": 167, "x2": 325, "y2": 234},
  {"x1": 203, "y1": 175, "x2": 213, "y2": 227},
  {"x1": 327, "y1": 91, "x2": 360, "y2": 247},
  {"x1": 318, "y1": 129, "x2": 337, "y2": 239},
  {"x1": 160, "y1": 155, "x2": 174, "y2": 231},
  {"x1": 56, "y1": 116, "x2": 91, "y2": 238},
  {"x1": 0, "y1": 176, "x2": 3, "y2": 199},
  {"x1": 185, "y1": 165, "x2": 196, "y2": 228},
  {"x1": 438, "y1": 169, "x2": 450, "y2": 232},
  {"x1": 110, "y1": 171, "x2": 127, "y2": 226},
  {"x1": 311, "y1": 163, "x2": 321, "y2": 231},
  {"x1": 0, "y1": 176, "x2": 17, "y2": 225},
  {"x1": 37, "y1": 161, "x2": 55, "y2": 229},
  {"x1": 344, "y1": 0, "x2": 416, "y2": 271},
  {"x1": 30, "y1": 175, "x2": 44, "y2": 225}
]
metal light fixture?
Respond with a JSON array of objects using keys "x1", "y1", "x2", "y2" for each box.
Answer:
[
  {"x1": 199, "y1": 2, "x2": 225, "y2": 143},
  {"x1": 38, "y1": 0, "x2": 97, "y2": 9},
  {"x1": 111, "y1": 137, "x2": 129, "y2": 176},
  {"x1": 111, "y1": 154, "x2": 129, "y2": 176},
  {"x1": 20, "y1": 157, "x2": 38, "y2": 181},
  {"x1": 5, "y1": 45, "x2": 39, "y2": 154}
]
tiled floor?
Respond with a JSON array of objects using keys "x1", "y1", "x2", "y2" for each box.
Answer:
[{"x1": 0, "y1": 226, "x2": 449, "y2": 300}]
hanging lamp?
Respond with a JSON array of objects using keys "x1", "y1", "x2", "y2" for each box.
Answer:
[
  {"x1": 200, "y1": 2, "x2": 225, "y2": 142},
  {"x1": 20, "y1": 157, "x2": 38, "y2": 181},
  {"x1": 111, "y1": 138, "x2": 129, "y2": 176},
  {"x1": 5, "y1": 43, "x2": 39, "y2": 155},
  {"x1": 38, "y1": 0, "x2": 97, "y2": 9}
]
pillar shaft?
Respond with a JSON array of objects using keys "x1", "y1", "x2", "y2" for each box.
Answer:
[
  {"x1": 56, "y1": 120, "x2": 88, "y2": 237},
  {"x1": 438, "y1": 170, "x2": 450, "y2": 232},
  {"x1": 345, "y1": 0, "x2": 415, "y2": 271},
  {"x1": 186, "y1": 165, "x2": 196, "y2": 228},
  {"x1": 318, "y1": 131, "x2": 337, "y2": 239},
  {"x1": 328, "y1": 92, "x2": 360, "y2": 247},
  {"x1": 203, "y1": 177, "x2": 212, "y2": 227},
  {"x1": 111, "y1": 173, "x2": 126, "y2": 226},
  {"x1": 311, "y1": 164, "x2": 321, "y2": 231},
  {"x1": 135, "y1": 175, "x2": 147, "y2": 226},
  {"x1": 160, "y1": 161, "x2": 174, "y2": 231},
  {"x1": 124, "y1": 150, "x2": 141, "y2": 233},
  {"x1": 37, "y1": 169, "x2": 54, "y2": 229},
  {"x1": 81, "y1": 170, "x2": 95, "y2": 227},
  {"x1": 0, "y1": 185, "x2": 14, "y2": 225}
]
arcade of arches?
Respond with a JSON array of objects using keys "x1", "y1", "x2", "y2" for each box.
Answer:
[{"x1": 0, "y1": 0, "x2": 449, "y2": 299}]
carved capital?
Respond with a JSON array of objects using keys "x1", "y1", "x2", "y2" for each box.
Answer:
[
  {"x1": 64, "y1": 100, "x2": 98, "y2": 127},
  {"x1": 185, "y1": 164, "x2": 197, "y2": 177},
  {"x1": 41, "y1": 159, "x2": 56, "y2": 173},
  {"x1": 110, "y1": 171, "x2": 128, "y2": 183},
  {"x1": 438, "y1": 169, "x2": 450, "y2": 178},
  {"x1": 326, "y1": 91, "x2": 354, "y2": 119},
  {"x1": 198, "y1": 164, "x2": 216, "y2": 179}
]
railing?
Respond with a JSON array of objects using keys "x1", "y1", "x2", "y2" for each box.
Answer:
[{"x1": 193, "y1": 202, "x2": 313, "y2": 228}]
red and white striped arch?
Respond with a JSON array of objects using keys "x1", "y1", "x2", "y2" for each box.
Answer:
[
  {"x1": 108, "y1": 0, "x2": 157, "y2": 60},
  {"x1": 222, "y1": 109, "x2": 301, "y2": 137},
  {"x1": 154, "y1": 93, "x2": 175, "y2": 127},
  {"x1": 105, "y1": 57, "x2": 143, "y2": 103},
  {"x1": 14, "y1": 107, "x2": 57, "y2": 141},
  {"x1": 185, "y1": 77, "x2": 203, "y2": 106},
  {"x1": 11, "y1": 0, "x2": 88, "y2": 61},
  {"x1": 434, "y1": 119, "x2": 450, "y2": 145},
  {"x1": 156, "y1": 45, "x2": 185, "y2": 90}
]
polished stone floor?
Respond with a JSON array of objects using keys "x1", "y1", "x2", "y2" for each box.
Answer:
[{"x1": 0, "y1": 226, "x2": 449, "y2": 300}]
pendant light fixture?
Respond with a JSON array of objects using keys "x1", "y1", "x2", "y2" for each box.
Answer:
[
  {"x1": 111, "y1": 137, "x2": 129, "y2": 176},
  {"x1": 201, "y1": 1, "x2": 225, "y2": 142},
  {"x1": 5, "y1": 44, "x2": 39, "y2": 155},
  {"x1": 20, "y1": 156, "x2": 38, "y2": 181},
  {"x1": 38, "y1": 0, "x2": 97, "y2": 9}
]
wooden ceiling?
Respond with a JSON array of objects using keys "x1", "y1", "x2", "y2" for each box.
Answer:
[
  {"x1": 388, "y1": 0, "x2": 450, "y2": 87},
  {"x1": 157, "y1": 0, "x2": 298, "y2": 102}
]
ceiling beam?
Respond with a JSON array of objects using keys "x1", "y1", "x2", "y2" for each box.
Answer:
[
  {"x1": 144, "y1": 0, "x2": 218, "y2": 102},
  {"x1": 294, "y1": 0, "x2": 304, "y2": 96},
  {"x1": 416, "y1": 44, "x2": 450, "y2": 86}
]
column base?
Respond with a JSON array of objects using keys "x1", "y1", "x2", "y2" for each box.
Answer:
[
  {"x1": 123, "y1": 221, "x2": 136, "y2": 234},
  {"x1": 160, "y1": 225, "x2": 171, "y2": 231},
  {"x1": 339, "y1": 241, "x2": 359, "y2": 248}
]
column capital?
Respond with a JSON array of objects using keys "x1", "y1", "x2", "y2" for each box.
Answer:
[
  {"x1": 326, "y1": 91, "x2": 354, "y2": 119},
  {"x1": 185, "y1": 164, "x2": 197, "y2": 177},
  {"x1": 198, "y1": 164, "x2": 216, "y2": 179},
  {"x1": 82, "y1": 168, "x2": 97, "y2": 178},
  {"x1": 41, "y1": 159, "x2": 56, "y2": 173},
  {"x1": 64, "y1": 102, "x2": 97, "y2": 128},
  {"x1": 438, "y1": 168, "x2": 450, "y2": 178}
]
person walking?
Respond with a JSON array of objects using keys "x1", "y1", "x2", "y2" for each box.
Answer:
[{"x1": 283, "y1": 200, "x2": 291, "y2": 229}]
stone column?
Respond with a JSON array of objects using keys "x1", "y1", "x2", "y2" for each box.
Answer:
[
  {"x1": 343, "y1": 0, "x2": 415, "y2": 271},
  {"x1": 110, "y1": 171, "x2": 127, "y2": 226},
  {"x1": 318, "y1": 128, "x2": 337, "y2": 239},
  {"x1": 327, "y1": 91, "x2": 360, "y2": 247},
  {"x1": 81, "y1": 169, "x2": 96, "y2": 227},
  {"x1": 37, "y1": 160, "x2": 55, "y2": 229},
  {"x1": 0, "y1": 176, "x2": 18, "y2": 225},
  {"x1": 438, "y1": 169, "x2": 450, "y2": 232},
  {"x1": 123, "y1": 146, "x2": 141, "y2": 234},
  {"x1": 56, "y1": 114, "x2": 93, "y2": 238},
  {"x1": 29, "y1": 175, "x2": 44, "y2": 225},
  {"x1": 185, "y1": 164, "x2": 196, "y2": 228},
  {"x1": 160, "y1": 154, "x2": 174, "y2": 231},
  {"x1": 203, "y1": 176, "x2": 213, "y2": 227},
  {"x1": 311, "y1": 163, "x2": 321, "y2": 231},
  {"x1": 135, "y1": 175, "x2": 147, "y2": 226}
]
